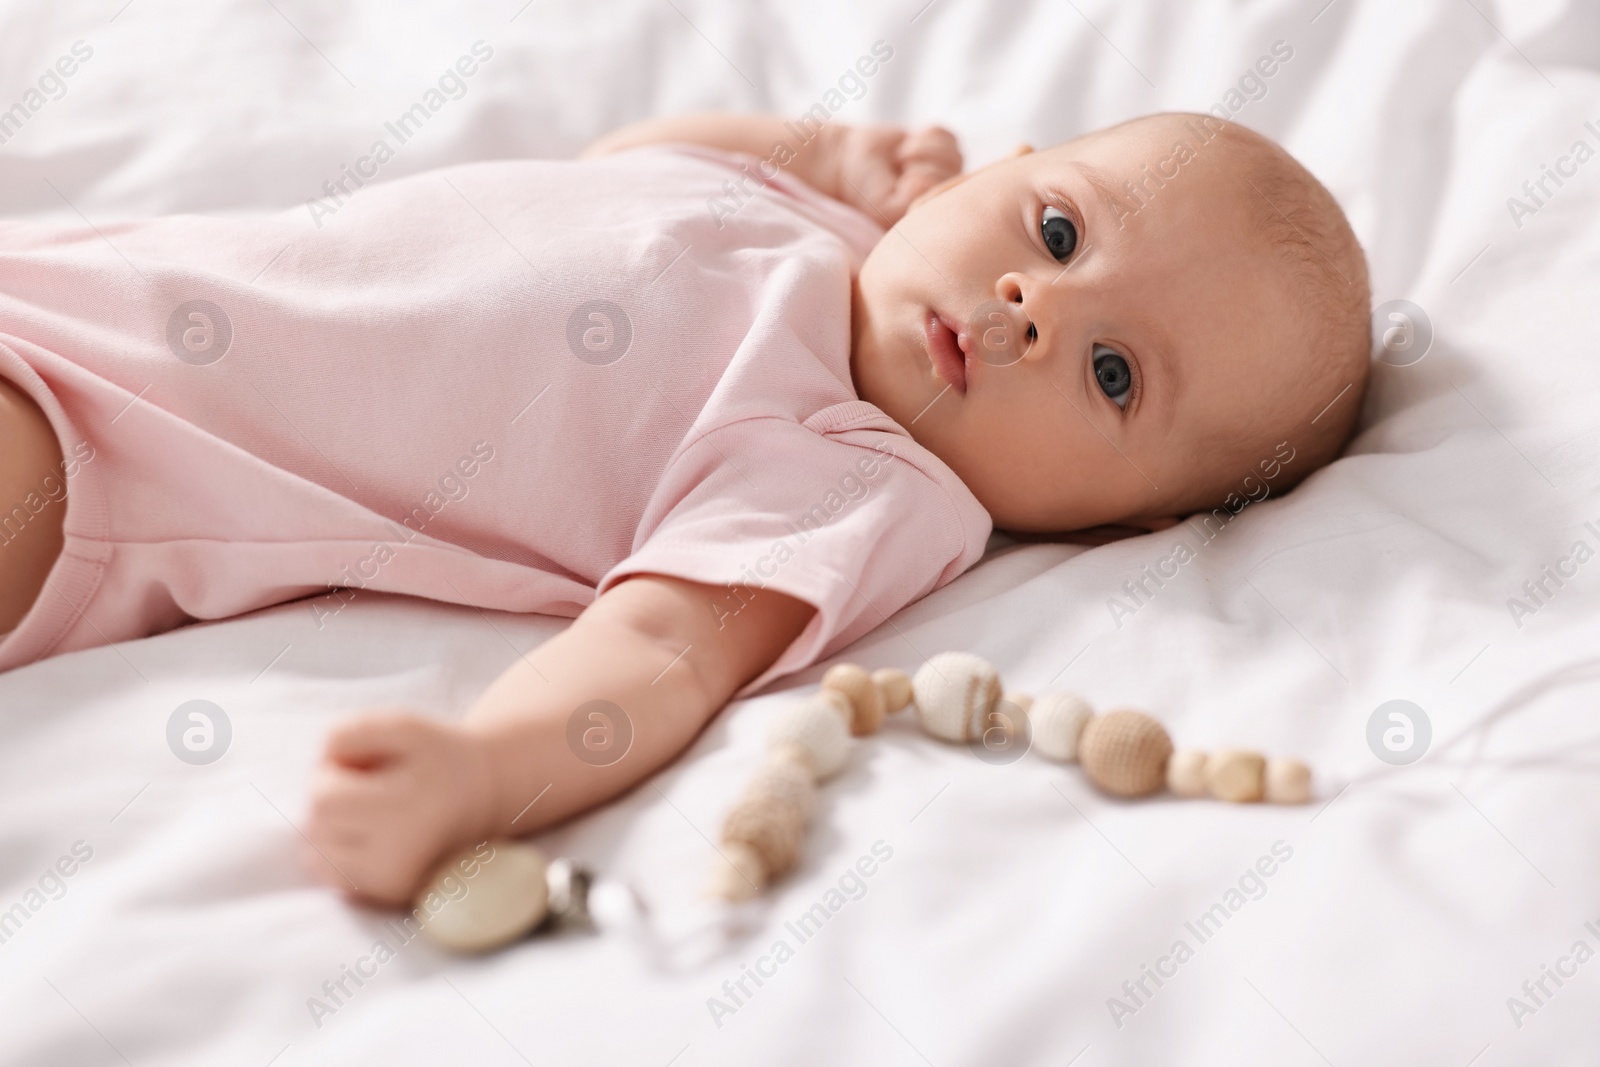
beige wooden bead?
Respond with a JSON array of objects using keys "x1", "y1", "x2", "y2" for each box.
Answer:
[
  {"x1": 419, "y1": 841, "x2": 549, "y2": 953},
  {"x1": 1166, "y1": 749, "x2": 1209, "y2": 797},
  {"x1": 1077, "y1": 710, "x2": 1173, "y2": 797},
  {"x1": 709, "y1": 841, "x2": 767, "y2": 901},
  {"x1": 822, "y1": 663, "x2": 887, "y2": 736},
  {"x1": 873, "y1": 668, "x2": 914, "y2": 714},
  {"x1": 1003, "y1": 691, "x2": 1035, "y2": 714},
  {"x1": 912, "y1": 651, "x2": 1001, "y2": 743},
  {"x1": 1206, "y1": 748, "x2": 1266, "y2": 803},
  {"x1": 1028, "y1": 692, "x2": 1093, "y2": 762},
  {"x1": 1264, "y1": 757, "x2": 1312, "y2": 804},
  {"x1": 766, "y1": 691, "x2": 851, "y2": 780}
]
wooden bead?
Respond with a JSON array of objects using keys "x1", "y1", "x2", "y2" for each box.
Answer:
[
  {"x1": 822, "y1": 663, "x2": 887, "y2": 735},
  {"x1": 912, "y1": 651, "x2": 1001, "y2": 743},
  {"x1": 1028, "y1": 692, "x2": 1092, "y2": 762},
  {"x1": 419, "y1": 841, "x2": 549, "y2": 953},
  {"x1": 1077, "y1": 710, "x2": 1172, "y2": 797},
  {"x1": 1166, "y1": 749, "x2": 1208, "y2": 797},
  {"x1": 766, "y1": 691, "x2": 851, "y2": 780},
  {"x1": 1264, "y1": 757, "x2": 1312, "y2": 804},
  {"x1": 821, "y1": 687, "x2": 852, "y2": 725},
  {"x1": 1003, "y1": 691, "x2": 1035, "y2": 714},
  {"x1": 872, "y1": 668, "x2": 914, "y2": 714},
  {"x1": 709, "y1": 841, "x2": 767, "y2": 901},
  {"x1": 1206, "y1": 749, "x2": 1266, "y2": 802}
]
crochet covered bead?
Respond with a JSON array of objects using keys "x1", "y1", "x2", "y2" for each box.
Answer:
[
  {"x1": 911, "y1": 651, "x2": 1000, "y2": 743},
  {"x1": 712, "y1": 754, "x2": 820, "y2": 900},
  {"x1": 766, "y1": 691, "x2": 851, "y2": 779},
  {"x1": 744, "y1": 752, "x2": 818, "y2": 822},
  {"x1": 1028, "y1": 692, "x2": 1093, "y2": 762},
  {"x1": 1077, "y1": 710, "x2": 1173, "y2": 797},
  {"x1": 722, "y1": 793, "x2": 807, "y2": 879}
]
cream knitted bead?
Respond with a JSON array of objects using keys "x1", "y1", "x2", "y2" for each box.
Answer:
[
  {"x1": 872, "y1": 668, "x2": 914, "y2": 714},
  {"x1": 822, "y1": 663, "x2": 887, "y2": 736},
  {"x1": 1077, "y1": 710, "x2": 1173, "y2": 797},
  {"x1": 766, "y1": 740, "x2": 817, "y2": 780},
  {"x1": 912, "y1": 651, "x2": 1001, "y2": 742},
  {"x1": 1206, "y1": 749, "x2": 1266, "y2": 802},
  {"x1": 419, "y1": 842, "x2": 549, "y2": 953},
  {"x1": 1028, "y1": 692, "x2": 1093, "y2": 762},
  {"x1": 766, "y1": 691, "x2": 851, "y2": 780},
  {"x1": 1264, "y1": 757, "x2": 1312, "y2": 804},
  {"x1": 1166, "y1": 749, "x2": 1209, "y2": 797}
]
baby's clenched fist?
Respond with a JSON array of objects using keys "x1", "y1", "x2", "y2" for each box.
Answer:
[
  {"x1": 828, "y1": 124, "x2": 962, "y2": 226},
  {"x1": 303, "y1": 711, "x2": 499, "y2": 906}
]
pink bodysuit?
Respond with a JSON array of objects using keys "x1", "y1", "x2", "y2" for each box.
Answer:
[{"x1": 0, "y1": 144, "x2": 991, "y2": 696}]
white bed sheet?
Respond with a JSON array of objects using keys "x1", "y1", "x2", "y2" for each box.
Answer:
[{"x1": 1, "y1": 0, "x2": 1599, "y2": 1064}]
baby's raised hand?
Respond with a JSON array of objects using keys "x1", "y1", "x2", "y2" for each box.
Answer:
[
  {"x1": 302, "y1": 711, "x2": 498, "y2": 906},
  {"x1": 830, "y1": 124, "x2": 962, "y2": 226}
]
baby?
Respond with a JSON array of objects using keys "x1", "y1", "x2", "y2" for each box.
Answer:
[{"x1": 0, "y1": 110, "x2": 1369, "y2": 905}]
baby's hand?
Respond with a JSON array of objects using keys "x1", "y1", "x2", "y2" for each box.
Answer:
[
  {"x1": 831, "y1": 124, "x2": 962, "y2": 225},
  {"x1": 302, "y1": 711, "x2": 498, "y2": 907}
]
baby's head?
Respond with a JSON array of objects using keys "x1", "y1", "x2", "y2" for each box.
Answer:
[{"x1": 850, "y1": 112, "x2": 1371, "y2": 533}]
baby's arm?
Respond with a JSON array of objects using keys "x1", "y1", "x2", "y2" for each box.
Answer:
[
  {"x1": 582, "y1": 112, "x2": 962, "y2": 225},
  {"x1": 303, "y1": 574, "x2": 814, "y2": 905}
]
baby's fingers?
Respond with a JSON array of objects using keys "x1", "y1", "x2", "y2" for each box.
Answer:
[
  {"x1": 322, "y1": 709, "x2": 430, "y2": 768},
  {"x1": 897, "y1": 125, "x2": 962, "y2": 175},
  {"x1": 887, "y1": 126, "x2": 962, "y2": 218}
]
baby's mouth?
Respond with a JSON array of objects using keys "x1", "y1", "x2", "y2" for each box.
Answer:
[{"x1": 923, "y1": 310, "x2": 969, "y2": 394}]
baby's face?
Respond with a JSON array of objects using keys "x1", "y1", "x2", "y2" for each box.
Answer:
[{"x1": 850, "y1": 117, "x2": 1302, "y2": 532}]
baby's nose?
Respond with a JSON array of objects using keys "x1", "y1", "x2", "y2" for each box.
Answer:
[{"x1": 964, "y1": 298, "x2": 1031, "y2": 368}]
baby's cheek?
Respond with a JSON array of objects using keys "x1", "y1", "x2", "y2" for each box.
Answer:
[{"x1": 949, "y1": 396, "x2": 1063, "y2": 522}]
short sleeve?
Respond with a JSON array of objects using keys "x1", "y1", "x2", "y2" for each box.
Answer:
[{"x1": 595, "y1": 403, "x2": 992, "y2": 697}]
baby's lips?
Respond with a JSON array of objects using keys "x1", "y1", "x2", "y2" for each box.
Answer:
[{"x1": 964, "y1": 298, "x2": 1029, "y2": 367}]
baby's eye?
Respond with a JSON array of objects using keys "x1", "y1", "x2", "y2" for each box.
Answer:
[
  {"x1": 1093, "y1": 344, "x2": 1132, "y2": 408},
  {"x1": 1040, "y1": 205, "x2": 1078, "y2": 262}
]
